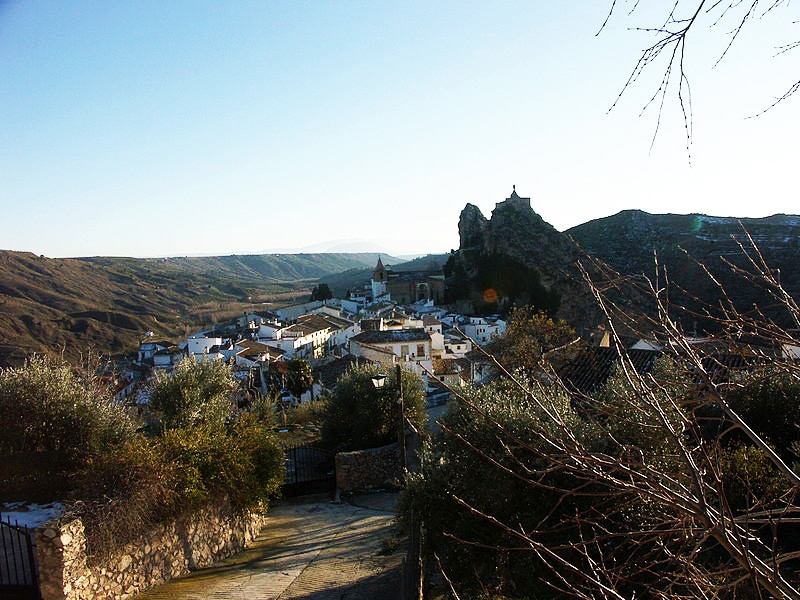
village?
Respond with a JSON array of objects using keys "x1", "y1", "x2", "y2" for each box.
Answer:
[{"x1": 126, "y1": 257, "x2": 507, "y2": 412}]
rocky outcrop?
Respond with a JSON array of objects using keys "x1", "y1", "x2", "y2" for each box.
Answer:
[
  {"x1": 458, "y1": 204, "x2": 488, "y2": 250},
  {"x1": 483, "y1": 191, "x2": 579, "y2": 277},
  {"x1": 447, "y1": 189, "x2": 598, "y2": 330}
]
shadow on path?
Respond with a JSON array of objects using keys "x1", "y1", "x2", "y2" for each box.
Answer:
[{"x1": 134, "y1": 493, "x2": 402, "y2": 600}]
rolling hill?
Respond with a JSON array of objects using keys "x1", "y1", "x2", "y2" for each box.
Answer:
[{"x1": 0, "y1": 251, "x2": 400, "y2": 366}]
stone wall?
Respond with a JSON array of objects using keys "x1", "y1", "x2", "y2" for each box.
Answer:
[
  {"x1": 335, "y1": 443, "x2": 401, "y2": 494},
  {"x1": 34, "y1": 499, "x2": 268, "y2": 600}
]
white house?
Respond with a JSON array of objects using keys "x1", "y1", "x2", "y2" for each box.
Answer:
[
  {"x1": 137, "y1": 340, "x2": 174, "y2": 364},
  {"x1": 273, "y1": 315, "x2": 332, "y2": 359},
  {"x1": 349, "y1": 328, "x2": 433, "y2": 377},
  {"x1": 461, "y1": 316, "x2": 506, "y2": 345},
  {"x1": 187, "y1": 336, "x2": 224, "y2": 357},
  {"x1": 257, "y1": 321, "x2": 283, "y2": 341},
  {"x1": 442, "y1": 333, "x2": 472, "y2": 359},
  {"x1": 153, "y1": 345, "x2": 183, "y2": 370}
]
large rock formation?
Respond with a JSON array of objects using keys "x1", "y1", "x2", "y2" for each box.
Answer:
[
  {"x1": 446, "y1": 189, "x2": 596, "y2": 330},
  {"x1": 458, "y1": 203, "x2": 488, "y2": 250}
]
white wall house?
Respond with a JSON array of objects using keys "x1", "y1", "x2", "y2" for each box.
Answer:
[
  {"x1": 349, "y1": 329, "x2": 433, "y2": 378},
  {"x1": 461, "y1": 317, "x2": 506, "y2": 345},
  {"x1": 137, "y1": 340, "x2": 173, "y2": 364},
  {"x1": 275, "y1": 300, "x2": 325, "y2": 322},
  {"x1": 257, "y1": 322, "x2": 283, "y2": 341},
  {"x1": 187, "y1": 336, "x2": 224, "y2": 357},
  {"x1": 442, "y1": 334, "x2": 472, "y2": 359}
]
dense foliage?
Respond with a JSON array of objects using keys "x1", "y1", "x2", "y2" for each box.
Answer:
[
  {"x1": 320, "y1": 363, "x2": 426, "y2": 452},
  {"x1": 310, "y1": 283, "x2": 333, "y2": 301},
  {"x1": 150, "y1": 357, "x2": 236, "y2": 430},
  {"x1": 444, "y1": 251, "x2": 560, "y2": 315},
  {"x1": 0, "y1": 356, "x2": 285, "y2": 561},
  {"x1": 0, "y1": 355, "x2": 135, "y2": 461},
  {"x1": 285, "y1": 358, "x2": 314, "y2": 399},
  {"x1": 404, "y1": 351, "x2": 800, "y2": 598},
  {"x1": 486, "y1": 306, "x2": 579, "y2": 376}
]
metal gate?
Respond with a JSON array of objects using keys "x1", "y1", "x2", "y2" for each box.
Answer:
[
  {"x1": 282, "y1": 445, "x2": 336, "y2": 497},
  {"x1": 1, "y1": 516, "x2": 41, "y2": 600}
]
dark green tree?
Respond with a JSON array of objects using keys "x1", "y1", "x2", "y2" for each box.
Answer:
[
  {"x1": 310, "y1": 283, "x2": 333, "y2": 301},
  {"x1": 0, "y1": 355, "x2": 134, "y2": 461},
  {"x1": 321, "y1": 363, "x2": 425, "y2": 452},
  {"x1": 485, "y1": 305, "x2": 580, "y2": 376},
  {"x1": 285, "y1": 358, "x2": 314, "y2": 399}
]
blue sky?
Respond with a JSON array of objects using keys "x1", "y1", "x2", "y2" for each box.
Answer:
[{"x1": 1, "y1": 1, "x2": 798, "y2": 258}]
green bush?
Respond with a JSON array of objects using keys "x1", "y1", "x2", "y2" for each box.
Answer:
[
  {"x1": 74, "y1": 436, "x2": 184, "y2": 559},
  {"x1": 74, "y1": 413, "x2": 284, "y2": 561},
  {"x1": 150, "y1": 357, "x2": 236, "y2": 430},
  {"x1": 320, "y1": 363, "x2": 426, "y2": 452},
  {"x1": 0, "y1": 356, "x2": 135, "y2": 462},
  {"x1": 160, "y1": 414, "x2": 285, "y2": 509},
  {"x1": 402, "y1": 378, "x2": 602, "y2": 598},
  {"x1": 725, "y1": 369, "x2": 800, "y2": 460}
]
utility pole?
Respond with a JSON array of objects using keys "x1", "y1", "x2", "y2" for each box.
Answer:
[{"x1": 396, "y1": 362, "x2": 406, "y2": 473}]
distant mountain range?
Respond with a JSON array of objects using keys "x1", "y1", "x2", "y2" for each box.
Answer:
[{"x1": 0, "y1": 251, "x2": 403, "y2": 366}]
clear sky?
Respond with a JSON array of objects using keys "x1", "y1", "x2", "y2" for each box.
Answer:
[{"x1": 1, "y1": 1, "x2": 798, "y2": 258}]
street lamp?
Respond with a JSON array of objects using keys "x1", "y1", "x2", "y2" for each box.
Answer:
[{"x1": 371, "y1": 365, "x2": 406, "y2": 473}]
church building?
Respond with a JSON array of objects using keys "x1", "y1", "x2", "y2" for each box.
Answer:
[{"x1": 370, "y1": 257, "x2": 445, "y2": 305}]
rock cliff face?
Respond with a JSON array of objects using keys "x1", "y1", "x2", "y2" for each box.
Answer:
[
  {"x1": 458, "y1": 204, "x2": 487, "y2": 250},
  {"x1": 447, "y1": 189, "x2": 596, "y2": 329}
]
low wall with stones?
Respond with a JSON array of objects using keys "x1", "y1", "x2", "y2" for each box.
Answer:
[
  {"x1": 34, "y1": 499, "x2": 268, "y2": 600},
  {"x1": 335, "y1": 443, "x2": 401, "y2": 494}
]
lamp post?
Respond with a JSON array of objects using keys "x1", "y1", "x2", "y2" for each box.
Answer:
[{"x1": 371, "y1": 363, "x2": 406, "y2": 473}]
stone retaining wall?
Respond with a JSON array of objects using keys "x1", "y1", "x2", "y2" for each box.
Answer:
[
  {"x1": 335, "y1": 443, "x2": 401, "y2": 494},
  {"x1": 34, "y1": 499, "x2": 267, "y2": 600}
]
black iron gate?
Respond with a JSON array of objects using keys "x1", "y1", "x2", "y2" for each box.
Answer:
[
  {"x1": 282, "y1": 445, "x2": 336, "y2": 497},
  {"x1": 0, "y1": 516, "x2": 41, "y2": 600}
]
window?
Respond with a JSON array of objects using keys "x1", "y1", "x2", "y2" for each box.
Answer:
[
  {"x1": 400, "y1": 344, "x2": 410, "y2": 356},
  {"x1": 417, "y1": 344, "x2": 425, "y2": 357}
]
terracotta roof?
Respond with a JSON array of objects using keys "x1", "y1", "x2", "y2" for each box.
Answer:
[
  {"x1": 432, "y1": 358, "x2": 463, "y2": 375},
  {"x1": 282, "y1": 316, "x2": 331, "y2": 336},
  {"x1": 235, "y1": 340, "x2": 272, "y2": 354},
  {"x1": 311, "y1": 313, "x2": 353, "y2": 330}
]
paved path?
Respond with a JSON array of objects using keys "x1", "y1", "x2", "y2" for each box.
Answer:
[{"x1": 134, "y1": 495, "x2": 402, "y2": 600}]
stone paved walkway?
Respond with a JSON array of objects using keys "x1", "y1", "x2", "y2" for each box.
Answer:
[{"x1": 134, "y1": 494, "x2": 402, "y2": 600}]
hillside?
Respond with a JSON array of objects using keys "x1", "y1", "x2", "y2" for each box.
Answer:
[
  {"x1": 0, "y1": 251, "x2": 400, "y2": 366},
  {"x1": 445, "y1": 192, "x2": 800, "y2": 334},
  {"x1": 83, "y1": 253, "x2": 400, "y2": 284},
  {"x1": 567, "y1": 211, "x2": 800, "y2": 328}
]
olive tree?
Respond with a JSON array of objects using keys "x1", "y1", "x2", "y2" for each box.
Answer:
[
  {"x1": 0, "y1": 355, "x2": 134, "y2": 461},
  {"x1": 406, "y1": 239, "x2": 800, "y2": 599},
  {"x1": 150, "y1": 357, "x2": 236, "y2": 430},
  {"x1": 321, "y1": 363, "x2": 426, "y2": 452}
]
